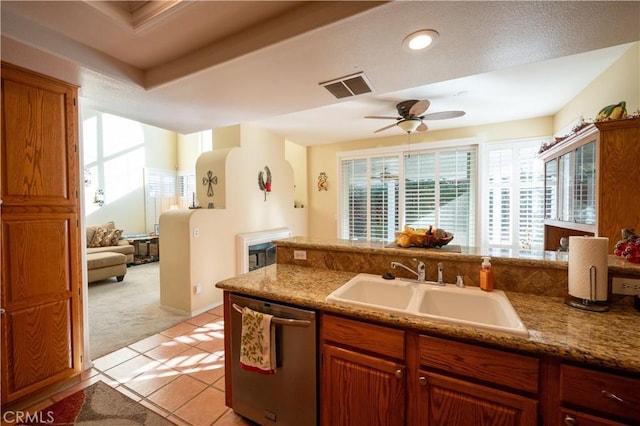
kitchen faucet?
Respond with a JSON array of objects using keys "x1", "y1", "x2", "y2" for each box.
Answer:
[{"x1": 390, "y1": 258, "x2": 426, "y2": 282}]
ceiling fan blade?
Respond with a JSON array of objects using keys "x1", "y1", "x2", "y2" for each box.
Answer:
[
  {"x1": 417, "y1": 122, "x2": 428, "y2": 132},
  {"x1": 396, "y1": 100, "x2": 419, "y2": 117},
  {"x1": 422, "y1": 110, "x2": 466, "y2": 120},
  {"x1": 409, "y1": 100, "x2": 430, "y2": 116},
  {"x1": 365, "y1": 115, "x2": 401, "y2": 120},
  {"x1": 374, "y1": 123, "x2": 398, "y2": 133}
]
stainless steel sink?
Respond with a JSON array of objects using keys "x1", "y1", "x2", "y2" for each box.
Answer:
[{"x1": 326, "y1": 273, "x2": 529, "y2": 337}]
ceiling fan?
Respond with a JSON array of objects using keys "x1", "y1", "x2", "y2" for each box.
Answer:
[{"x1": 365, "y1": 99, "x2": 465, "y2": 134}]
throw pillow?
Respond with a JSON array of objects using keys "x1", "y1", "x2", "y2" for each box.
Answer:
[
  {"x1": 88, "y1": 227, "x2": 123, "y2": 247},
  {"x1": 86, "y1": 221, "x2": 116, "y2": 245},
  {"x1": 106, "y1": 228, "x2": 123, "y2": 246}
]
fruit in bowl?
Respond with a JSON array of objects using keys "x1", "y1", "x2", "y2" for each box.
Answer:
[{"x1": 394, "y1": 225, "x2": 454, "y2": 248}]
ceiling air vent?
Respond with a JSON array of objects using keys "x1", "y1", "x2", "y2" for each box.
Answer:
[{"x1": 320, "y1": 72, "x2": 373, "y2": 99}]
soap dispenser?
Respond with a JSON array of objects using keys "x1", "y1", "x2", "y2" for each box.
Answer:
[{"x1": 480, "y1": 256, "x2": 494, "y2": 292}]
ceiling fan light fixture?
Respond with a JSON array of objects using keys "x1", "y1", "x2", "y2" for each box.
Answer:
[
  {"x1": 403, "y1": 29, "x2": 439, "y2": 51},
  {"x1": 397, "y1": 119, "x2": 422, "y2": 133}
]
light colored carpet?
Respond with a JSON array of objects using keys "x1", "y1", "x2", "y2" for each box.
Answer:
[{"x1": 88, "y1": 262, "x2": 190, "y2": 359}]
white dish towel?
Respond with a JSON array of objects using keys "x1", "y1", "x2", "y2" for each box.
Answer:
[{"x1": 239, "y1": 306, "x2": 276, "y2": 374}]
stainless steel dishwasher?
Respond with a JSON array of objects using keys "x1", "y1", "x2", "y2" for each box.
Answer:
[{"x1": 229, "y1": 293, "x2": 317, "y2": 425}]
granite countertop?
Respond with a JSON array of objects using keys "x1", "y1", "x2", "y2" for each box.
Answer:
[{"x1": 216, "y1": 263, "x2": 640, "y2": 374}]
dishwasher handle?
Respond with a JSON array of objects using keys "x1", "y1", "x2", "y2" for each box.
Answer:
[{"x1": 232, "y1": 303, "x2": 312, "y2": 328}]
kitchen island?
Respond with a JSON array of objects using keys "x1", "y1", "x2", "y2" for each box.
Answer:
[
  {"x1": 216, "y1": 238, "x2": 640, "y2": 425},
  {"x1": 216, "y1": 264, "x2": 640, "y2": 373}
]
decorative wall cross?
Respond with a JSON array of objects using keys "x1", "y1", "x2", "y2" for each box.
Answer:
[{"x1": 202, "y1": 170, "x2": 218, "y2": 197}]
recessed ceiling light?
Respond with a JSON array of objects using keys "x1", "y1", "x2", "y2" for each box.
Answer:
[{"x1": 403, "y1": 29, "x2": 439, "y2": 51}]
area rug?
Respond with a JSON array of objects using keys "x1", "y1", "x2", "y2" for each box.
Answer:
[{"x1": 24, "y1": 381, "x2": 174, "y2": 425}]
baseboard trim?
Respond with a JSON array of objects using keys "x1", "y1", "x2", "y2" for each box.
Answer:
[{"x1": 159, "y1": 301, "x2": 222, "y2": 317}]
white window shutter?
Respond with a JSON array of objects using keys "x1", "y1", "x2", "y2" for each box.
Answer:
[
  {"x1": 144, "y1": 168, "x2": 177, "y2": 234},
  {"x1": 484, "y1": 140, "x2": 544, "y2": 250}
]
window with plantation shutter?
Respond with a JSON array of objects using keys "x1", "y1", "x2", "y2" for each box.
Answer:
[
  {"x1": 144, "y1": 168, "x2": 177, "y2": 234},
  {"x1": 340, "y1": 156, "x2": 400, "y2": 241},
  {"x1": 487, "y1": 149, "x2": 513, "y2": 246},
  {"x1": 339, "y1": 143, "x2": 476, "y2": 246},
  {"x1": 370, "y1": 156, "x2": 400, "y2": 241},
  {"x1": 484, "y1": 140, "x2": 544, "y2": 250},
  {"x1": 339, "y1": 138, "x2": 545, "y2": 248},
  {"x1": 177, "y1": 171, "x2": 196, "y2": 208},
  {"x1": 403, "y1": 148, "x2": 476, "y2": 246},
  {"x1": 340, "y1": 158, "x2": 368, "y2": 240}
]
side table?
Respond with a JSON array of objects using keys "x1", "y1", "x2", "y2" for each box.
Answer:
[{"x1": 127, "y1": 236, "x2": 159, "y2": 264}]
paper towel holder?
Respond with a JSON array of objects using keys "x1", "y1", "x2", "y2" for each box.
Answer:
[{"x1": 565, "y1": 265, "x2": 609, "y2": 312}]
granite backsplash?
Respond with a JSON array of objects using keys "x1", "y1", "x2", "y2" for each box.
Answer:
[{"x1": 274, "y1": 238, "x2": 640, "y2": 302}]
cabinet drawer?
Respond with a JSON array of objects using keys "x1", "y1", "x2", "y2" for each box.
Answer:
[
  {"x1": 419, "y1": 335, "x2": 539, "y2": 394},
  {"x1": 560, "y1": 364, "x2": 640, "y2": 422},
  {"x1": 321, "y1": 314, "x2": 404, "y2": 360},
  {"x1": 560, "y1": 408, "x2": 627, "y2": 426}
]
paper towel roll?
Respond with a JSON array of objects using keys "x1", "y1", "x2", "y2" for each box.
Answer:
[{"x1": 568, "y1": 236, "x2": 609, "y2": 301}]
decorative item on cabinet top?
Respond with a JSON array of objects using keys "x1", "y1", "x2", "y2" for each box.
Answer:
[
  {"x1": 538, "y1": 107, "x2": 640, "y2": 155},
  {"x1": 317, "y1": 172, "x2": 328, "y2": 191},
  {"x1": 595, "y1": 101, "x2": 627, "y2": 121},
  {"x1": 258, "y1": 166, "x2": 272, "y2": 201}
]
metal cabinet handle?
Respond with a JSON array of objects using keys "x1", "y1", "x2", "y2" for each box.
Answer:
[
  {"x1": 602, "y1": 390, "x2": 629, "y2": 405},
  {"x1": 232, "y1": 303, "x2": 311, "y2": 327},
  {"x1": 0, "y1": 308, "x2": 5, "y2": 315},
  {"x1": 602, "y1": 390, "x2": 624, "y2": 403},
  {"x1": 395, "y1": 369, "x2": 403, "y2": 379},
  {"x1": 563, "y1": 415, "x2": 578, "y2": 425},
  {"x1": 419, "y1": 376, "x2": 427, "y2": 386}
]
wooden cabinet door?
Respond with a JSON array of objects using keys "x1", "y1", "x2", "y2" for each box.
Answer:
[
  {"x1": 1, "y1": 62, "x2": 83, "y2": 404},
  {"x1": 418, "y1": 371, "x2": 537, "y2": 426},
  {"x1": 322, "y1": 344, "x2": 405, "y2": 426}
]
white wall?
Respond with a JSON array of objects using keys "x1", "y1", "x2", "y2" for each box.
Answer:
[
  {"x1": 285, "y1": 140, "x2": 308, "y2": 208},
  {"x1": 82, "y1": 107, "x2": 178, "y2": 235},
  {"x1": 160, "y1": 124, "x2": 307, "y2": 313},
  {"x1": 177, "y1": 132, "x2": 202, "y2": 172},
  {"x1": 555, "y1": 42, "x2": 639, "y2": 131}
]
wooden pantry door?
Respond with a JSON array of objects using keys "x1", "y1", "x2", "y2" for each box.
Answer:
[{"x1": 1, "y1": 62, "x2": 84, "y2": 404}]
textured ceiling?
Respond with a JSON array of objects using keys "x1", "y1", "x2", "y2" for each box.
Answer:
[{"x1": 1, "y1": 1, "x2": 639, "y2": 145}]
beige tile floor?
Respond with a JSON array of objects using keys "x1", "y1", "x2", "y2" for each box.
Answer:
[{"x1": 9, "y1": 305, "x2": 256, "y2": 426}]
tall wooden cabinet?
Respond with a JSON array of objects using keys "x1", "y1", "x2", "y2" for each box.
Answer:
[
  {"x1": 1, "y1": 62, "x2": 84, "y2": 404},
  {"x1": 538, "y1": 118, "x2": 640, "y2": 252}
]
